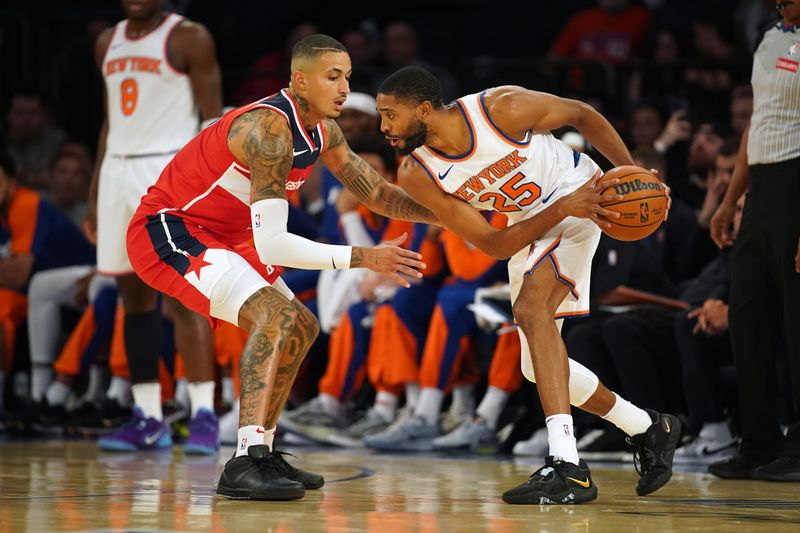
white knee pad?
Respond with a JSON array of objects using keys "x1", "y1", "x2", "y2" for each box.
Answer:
[
  {"x1": 518, "y1": 325, "x2": 600, "y2": 406},
  {"x1": 565, "y1": 358, "x2": 600, "y2": 406}
]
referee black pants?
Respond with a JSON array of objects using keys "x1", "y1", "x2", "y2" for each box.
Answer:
[{"x1": 730, "y1": 156, "x2": 800, "y2": 457}]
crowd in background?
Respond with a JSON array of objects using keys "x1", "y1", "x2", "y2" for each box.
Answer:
[{"x1": 0, "y1": 0, "x2": 793, "y2": 462}]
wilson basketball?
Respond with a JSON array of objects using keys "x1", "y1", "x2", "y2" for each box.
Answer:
[{"x1": 599, "y1": 166, "x2": 667, "y2": 241}]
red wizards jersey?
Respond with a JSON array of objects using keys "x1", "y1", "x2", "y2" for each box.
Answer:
[{"x1": 140, "y1": 89, "x2": 325, "y2": 244}]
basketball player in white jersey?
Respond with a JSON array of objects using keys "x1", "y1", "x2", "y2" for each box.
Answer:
[
  {"x1": 376, "y1": 66, "x2": 681, "y2": 504},
  {"x1": 86, "y1": 0, "x2": 223, "y2": 453}
]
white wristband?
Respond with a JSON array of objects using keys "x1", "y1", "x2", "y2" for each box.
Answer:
[{"x1": 251, "y1": 198, "x2": 352, "y2": 269}]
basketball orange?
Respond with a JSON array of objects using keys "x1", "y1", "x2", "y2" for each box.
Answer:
[{"x1": 599, "y1": 165, "x2": 667, "y2": 241}]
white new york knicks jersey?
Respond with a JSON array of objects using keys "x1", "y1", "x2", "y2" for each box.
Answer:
[
  {"x1": 409, "y1": 89, "x2": 598, "y2": 225},
  {"x1": 102, "y1": 13, "x2": 198, "y2": 156}
]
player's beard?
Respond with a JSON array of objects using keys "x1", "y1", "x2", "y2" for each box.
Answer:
[{"x1": 395, "y1": 118, "x2": 428, "y2": 156}]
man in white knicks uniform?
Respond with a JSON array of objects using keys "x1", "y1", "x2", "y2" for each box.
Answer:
[
  {"x1": 86, "y1": 0, "x2": 223, "y2": 453},
  {"x1": 377, "y1": 66, "x2": 681, "y2": 504}
]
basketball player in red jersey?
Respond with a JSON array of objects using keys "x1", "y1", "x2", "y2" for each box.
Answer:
[
  {"x1": 87, "y1": 0, "x2": 223, "y2": 454},
  {"x1": 376, "y1": 66, "x2": 680, "y2": 504}
]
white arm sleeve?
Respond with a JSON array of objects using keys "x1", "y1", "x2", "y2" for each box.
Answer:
[
  {"x1": 251, "y1": 198, "x2": 353, "y2": 270},
  {"x1": 339, "y1": 211, "x2": 376, "y2": 247}
]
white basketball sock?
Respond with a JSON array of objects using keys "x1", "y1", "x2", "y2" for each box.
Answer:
[
  {"x1": 236, "y1": 425, "x2": 266, "y2": 457},
  {"x1": 31, "y1": 366, "x2": 53, "y2": 402},
  {"x1": 373, "y1": 391, "x2": 398, "y2": 423},
  {"x1": 451, "y1": 384, "x2": 476, "y2": 417},
  {"x1": 414, "y1": 387, "x2": 444, "y2": 426},
  {"x1": 476, "y1": 386, "x2": 509, "y2": 429},
  {"x1": 132, "y1": 382, "x2": 162, "y2": 421},
  {"x1": 601, "y1": 393, "x2": 652, "y2": 437},
  {"x1": 546, "y1": 413, "x2": 579, "y2": 465},
  {"x1": 187, "y1": 381, "x2": 215, "y2": 417},
  {"x1": 107, "y1": 376, "x2": 132, "y2": 407},
  {"x1": 174, "y1": 378, "x2": 189, "y2": 410},
  {"x1": 45, "y1": 381, "x2": 70, "y2": 407},
  {"x1": 221, "y1": 376, "x2": 235, "y2": 405},
  {"x1": 405, "y1": 383, "x2": 420, "y2": 410}
]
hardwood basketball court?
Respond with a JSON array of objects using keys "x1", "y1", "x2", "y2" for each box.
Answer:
[{"x1": 1, "y1": 440, "x2": 799, "y2": 532}]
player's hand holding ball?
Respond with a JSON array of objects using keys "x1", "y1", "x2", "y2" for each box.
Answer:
[{"x1": 596, "y1": 165, "x2": 670, "y2": 241}]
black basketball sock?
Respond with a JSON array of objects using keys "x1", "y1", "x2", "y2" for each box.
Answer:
[{"x1": 124, "y1": 310, "x2": 163, "y2": 383}]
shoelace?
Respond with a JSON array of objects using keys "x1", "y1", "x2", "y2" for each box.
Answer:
[
  {"x1": 271, "y1": 451, "x2": 299, "y2": 477},
  {"x1": 529, "y1": 462, "x2": 563, "y2": 485},
  {"x1": 629, "y1": 438, "x2": 655, "y2": 477},
  {"x1": 254, "y1": 453, "x2": 286, "y2": 477}
]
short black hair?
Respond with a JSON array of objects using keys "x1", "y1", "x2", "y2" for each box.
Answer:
[
  {"x1": 351, "y1": 136, "x2": 398, "y2": 174},
  {"x1": 0, "y1": 151, "x2": 17, "y2": 180},
  {"x1": 292, "y1": 34, "x2": 347, "y2": 62},
  {"x1": 378, "y1": 66, "x2": 443, "y2": 108}
]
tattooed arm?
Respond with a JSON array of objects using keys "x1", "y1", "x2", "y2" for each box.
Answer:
[
  {"x1": 319, "y1": 119, "x2": 439, "y2": 225},
  {"x1": 228, "y1": 108, "x2": 292, "y2": 202},
  {"x1": 227, "y1": 109, "x2": 426, "y2": 285}
]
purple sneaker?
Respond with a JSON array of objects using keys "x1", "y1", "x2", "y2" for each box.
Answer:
[
  {"x1": 98, "y1": 407, "x2": 173, "y2": 452},
  {"x1": 184, "y1": 408, "x2": 220, "y2": 455}
]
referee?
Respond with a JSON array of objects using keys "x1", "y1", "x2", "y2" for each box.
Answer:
[{"x1": 709, "y1": 0, "x2": 800, "y2": 481}]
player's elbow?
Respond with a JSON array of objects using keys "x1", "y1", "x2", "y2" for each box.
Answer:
[{"x1": 573, "y1": 100, "x2": 598, "y2": 129}]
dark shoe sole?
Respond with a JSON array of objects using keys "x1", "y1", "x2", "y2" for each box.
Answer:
[
  {"x1": 503, "y1": 485, "x2": 598, "y2": 505},
  {"x1": 707, "y1": 464, "x2": 756, "y2": 480},
  {"x1": 216, "y1": 484, "x2": 306, "y2": 501},
  {"x1": 637, "y1": 414, "x2": 682, "y2": 496}
]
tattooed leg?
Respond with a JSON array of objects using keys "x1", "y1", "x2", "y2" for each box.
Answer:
[
  {"x1": 264, "y1": 300, "x2": 320, "y2": 429},
  {"x1": 236, "y1": 286, "x2": 297, "y2": 428}
]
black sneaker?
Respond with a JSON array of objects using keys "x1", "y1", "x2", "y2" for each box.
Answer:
[
  {"x1": 272, "y1": 450, "x2": 325, "y2": 489},
  {"x1": 38, "y1": 400, "x2": 67, "y2": 429},
  {"x1": 7, "y1": 399, "x2": 60, "y2": 434},
  {"x1": 708, "y1": 451, "x2": 774, "y2": 479},
  {"x1": 502, "y1": 456, "x2": 598, "y2": 505},
  {"x1": 752, "y1": 457, "x2": 800, "y2": 482},
  {"x1": 70, "y1": 398, "x2": 133, "y2": 435},
  {"x1": 627, "y1": 410, "x2": 682, "y2": 496},
  {"x1": 216, "y1": 445, "x2": 306, "y2": 500}
]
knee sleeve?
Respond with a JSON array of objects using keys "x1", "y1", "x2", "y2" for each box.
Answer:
[{"x1": 518, "y1": 325, "x2": 600, "y2": 406}]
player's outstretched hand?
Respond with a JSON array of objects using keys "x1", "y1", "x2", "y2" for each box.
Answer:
[
  {"x1": 352, "y1": 233, "x2": 426, "y2": 288},
  {"x1": 555, "y1": 169, "x2": 622, "y2": 230}
]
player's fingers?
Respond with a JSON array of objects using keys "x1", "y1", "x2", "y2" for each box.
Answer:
[
  {"x1": 600, "y1": 190, "x2": 624, "y2": 202},
  {"x1": 592, "y1": 213, "x2": 613, "y2": 229},
  {"x1": 396, "y1": 248, "x2": 423, "y2": 261},
  {"x1": 383, "y1": 232, "x2": 408, "y2": 247},
  {"x1": 397, "y1": 255, "x2": 426, "y2": 270},
  {"x1": 597, "y1": 207, "x2": 621, "y2": 219},
  {"x1": 390, "y1": 272, "x2": 411, "y2": 288},
  {"x1": 396, "y1": 265, "x2": 423, "y2": 279}
]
